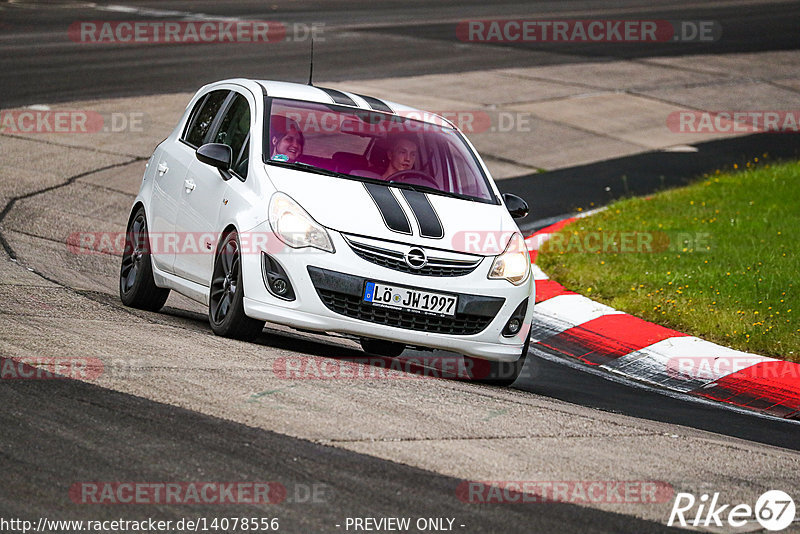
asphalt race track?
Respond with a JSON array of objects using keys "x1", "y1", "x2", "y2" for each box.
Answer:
[
  {"x1": 3, "y1": 0, "x2": 800, "y2": 107},
  {"x1": 1, "y1": 1, "x2": 799, "y2": 533}
]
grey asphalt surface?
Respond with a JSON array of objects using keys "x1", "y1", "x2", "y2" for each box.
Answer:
[
  {"x1": 1, "y1": 361, "x2": 684, "y2": 533},
  {"x1": 1, "y1": 1, "x2": 799, "y2": 533},
  {"x1": 2, "y1": 0, "x2": 799, "y2": 107}
]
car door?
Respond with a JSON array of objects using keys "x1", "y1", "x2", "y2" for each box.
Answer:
[
  {"x1": 149, "y1": 89, "x2": 230, "y2": 274},
  {"x1": 173, "y1": 90, "x2": 252, "y2": 286}
]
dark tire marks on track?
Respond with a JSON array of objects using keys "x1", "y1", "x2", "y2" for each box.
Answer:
[{"x1": 0, "y1": 363, "x2": 683, "y2": 533}]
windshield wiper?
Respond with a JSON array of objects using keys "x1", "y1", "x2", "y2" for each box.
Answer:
[
  {"x1": 266, "y1": 160, "x2": 350, "y2": 179},
  {"x1": 387, "y1": 180, "x2": 475, "y2": 201}
]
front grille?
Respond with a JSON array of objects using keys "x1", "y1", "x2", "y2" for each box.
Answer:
[
  {"x1": 316, "y1": 289, "x2": 493, "y2": 335},
  {"x1": 345, "y1": 238, "x2": 482, "y2": 277},
  {"x1": 307, "y1": 266, "x2": 504, "y2": 336}
]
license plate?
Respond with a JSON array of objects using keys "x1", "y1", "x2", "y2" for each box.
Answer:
[{"x1": 363, "y1": 282, "x2": 457, "y2": 317}]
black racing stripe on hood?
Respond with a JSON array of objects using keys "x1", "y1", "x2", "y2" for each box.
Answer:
[
  {"x1": 364, "y1": 183, "x2": 412, "y2": 235},
  {"x1": 318, "y1": 87, "x2": 357, "y2": 107},
  {"x1": 400, "y1": 189, "x2": 444, "y2": 239}
]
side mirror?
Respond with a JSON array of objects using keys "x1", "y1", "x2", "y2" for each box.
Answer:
[
  {"x1": 502, "y1": 193, "x2": 529, "y2": 219},
  {"x1": 196, "y1": 143, "x2": 232, "y2": 180}
]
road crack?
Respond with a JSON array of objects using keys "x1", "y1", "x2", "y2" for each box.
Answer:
[{"x1": 0, "y1": 157, "x2": 143, "y2": 260}]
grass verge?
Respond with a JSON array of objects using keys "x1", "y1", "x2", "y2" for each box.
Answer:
[{"x1": 536, "y1": 158, "x2": 799, "y2": 362}]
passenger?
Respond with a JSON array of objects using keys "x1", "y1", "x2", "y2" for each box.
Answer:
[
  {"x1": 381, "y1": 134, "x2": 418, "y2": 180},
  {"x1": 269, "y1": 116, "x2": 304, "y2": 163}
]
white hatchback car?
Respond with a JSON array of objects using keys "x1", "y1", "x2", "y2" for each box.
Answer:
[{"x1": 120, "y1": 79, "x2": 535, "y2": 384}]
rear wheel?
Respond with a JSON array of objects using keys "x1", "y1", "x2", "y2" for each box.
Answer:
[
  {"x1": 208, "y1": 231, "x2": 265, "y2": 341},
  {"x1": 463, "y1": 333, "x2": 530, "y2": 386},
  {"x1": 119, "y1": 207, "x2": 170, "y2": 311}
]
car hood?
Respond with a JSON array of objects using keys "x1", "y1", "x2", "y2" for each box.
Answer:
[{"x1": 266, "y1": 165, "x2": 518, "y2": 256}]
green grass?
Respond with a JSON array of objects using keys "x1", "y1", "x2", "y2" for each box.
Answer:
[{"x1": 537, "y1": 158, "x2": 799, "y2": 362}]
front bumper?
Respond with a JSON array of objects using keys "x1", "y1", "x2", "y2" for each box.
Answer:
[{"x1": 241, "y1": 227, "x2": 535, "y2": 362}]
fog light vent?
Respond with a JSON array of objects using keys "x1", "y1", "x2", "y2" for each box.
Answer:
[
  {"x1": 262, "y1": 252, "x2": 296, "y2": 301},
  {"x1": 502, "y1": 298, "x2": 528, "y2": 337}
]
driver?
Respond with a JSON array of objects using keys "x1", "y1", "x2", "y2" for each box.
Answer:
[
  {"x1": 270, "y1": 116, "x2": 304, "y2": 163},
  {"x1": 381, "y1": 134, "x2": 418, "y2": 180}
]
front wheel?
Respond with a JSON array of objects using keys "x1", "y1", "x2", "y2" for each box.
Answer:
[
  {"x1": 119, "y1": 207, "x2": 170, "y2": 311},
  {"x1": 463, "y1": 334, "x2": 530, "y2": 386},
  {"x1": 208, "y1": 231, "x2": 265, "y2": 341}
]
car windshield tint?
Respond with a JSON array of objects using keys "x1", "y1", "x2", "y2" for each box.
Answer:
[{"x1": 265, "y1": 99, "x2": 495, "y2": 202}]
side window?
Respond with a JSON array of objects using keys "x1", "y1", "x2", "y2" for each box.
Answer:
[
  {"x1": 183, "y1": 90, "x2": 229, "y2": 147},
  {"x1": 213, "y1": 93, "x2": 251, "y2": 178}
]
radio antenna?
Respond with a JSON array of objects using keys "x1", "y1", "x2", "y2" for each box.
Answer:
[{"x1": 307, "y1": 38, "x2": 314, "y2": 86}]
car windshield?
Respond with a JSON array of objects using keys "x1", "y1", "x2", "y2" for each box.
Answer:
[{"x1": 265, "y1": 98, "x2": 496, "y2": 202}]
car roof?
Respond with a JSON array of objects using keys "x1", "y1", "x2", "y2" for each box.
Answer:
[{"x1": 205, "y1": 78, "x2": 457, "y2": 130}]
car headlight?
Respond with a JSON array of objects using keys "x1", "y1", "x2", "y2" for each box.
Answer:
[
  {"x1": 488, "y1": 232, "x2": 530, "y2": 285},
  {"x1": 268, "y1": 192, "x2": 334, "y2": 253}
]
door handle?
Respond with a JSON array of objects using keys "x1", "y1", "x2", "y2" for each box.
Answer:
[
  {"x1": 157, "y1": 162, "x2": 169, "y2": 175},
  {"x1": 184, "y1": 179, "x2": 196, "y2": 192}
]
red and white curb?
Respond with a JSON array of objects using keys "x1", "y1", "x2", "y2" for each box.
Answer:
[{"x1": 525, "y1": 219, "x2": 800, "y2": 421}]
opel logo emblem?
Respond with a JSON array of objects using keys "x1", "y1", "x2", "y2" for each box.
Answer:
[{"x1": 405, "y1": 247, "x2": 427, "y2": 269}]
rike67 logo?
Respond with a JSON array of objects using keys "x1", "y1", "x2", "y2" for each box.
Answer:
[{"x1": 668, "y1": 490, "x2": 796, "y2": 531}]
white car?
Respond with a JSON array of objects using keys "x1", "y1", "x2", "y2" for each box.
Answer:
[{"x1": 120, "y1": 78, "x2": 535, "y2": 384}]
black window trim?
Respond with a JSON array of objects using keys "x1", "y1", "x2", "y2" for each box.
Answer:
[
  {"x1": 208, "y1": 91, "x2": 253, "y2": 182},
  {"x1": 178, "y1": 87, "x2": 255, "y2": 183},
  {"x1": 181, "y1": 93, "x2": 209, "y2": 144},
  {"x1": 204, "y1": 92, "x2": 237, "y2": 147},
  {"x1": 231, "y1": 131, "x2": 250, "y2": 182},
  {"x1": 180, "y1": 89, "x2": 232, "y2": 150},
  {"x1": 179, "y1": 81, "x2": 258, "y2": 148}
]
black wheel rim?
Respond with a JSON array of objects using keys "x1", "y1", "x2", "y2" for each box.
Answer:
[
  {"x1": 120, "y1": 214, "x2": 146, "y2": 293},
  {"x1": 210, "y1": 235, "x2": 240, "y2": 325}
]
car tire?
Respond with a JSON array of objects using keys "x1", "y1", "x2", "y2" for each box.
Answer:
[
  {"x1": 359, "y1": 337, "x2": 406, "y2": 358},
  {"x1": 463, "y1": 333, "x2": 530, "y2": 386},
  {"x1": 208, "y1": 230, "x2": 265, "y2": 341},
  {"x1": 119, "y1": 207, "x2": 170, "y2": 311}
]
